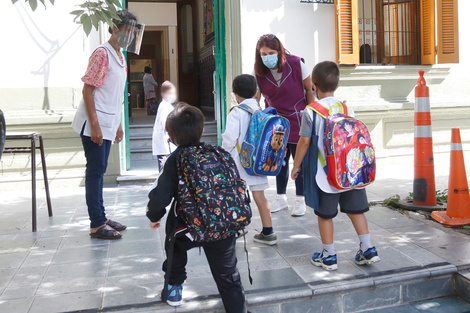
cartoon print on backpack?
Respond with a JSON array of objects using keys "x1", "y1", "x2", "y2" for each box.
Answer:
[
  {"x1": 344, "y1": 147, "x2": 365, "y2": 186},
  {"x1": 338, "y1": 120, "x2": 367, "y2": 145},
  {"x1": 262, "y1": 125, "x2": 286, "y2": 173}
]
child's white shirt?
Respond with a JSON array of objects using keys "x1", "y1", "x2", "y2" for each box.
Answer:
[
  {"x1": 303, "y1": 96, "x2": 356, "y2": 194},
  {"x1": 152, "y1": 99, "x2": 176, "y2": 156},
  {"x1": 222, "y1": 98, "x2": 268, "y2": 187}
]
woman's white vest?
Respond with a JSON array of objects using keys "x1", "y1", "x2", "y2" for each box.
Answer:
[{"x1": 72, "y1": 42, "x2": 127, "y2": 141}]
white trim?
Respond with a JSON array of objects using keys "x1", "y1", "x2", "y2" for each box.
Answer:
[
  {"x1": 414, "y1": 125, "x2": 433, "y2": 138},
  {"x1": 415, "y1": 97, "x2": 431, "y2": 112},
  {"x1": 451, "y1": 143, "x2": 463, "y2": 151}
]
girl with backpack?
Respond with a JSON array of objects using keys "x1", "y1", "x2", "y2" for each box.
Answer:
[{"x1": 253, "y1": 34, "x2": 315, "y2": 217}]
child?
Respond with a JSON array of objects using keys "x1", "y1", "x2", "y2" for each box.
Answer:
[
  {"x1": 222, "y1": 74, "x2": 278, "y2": 246},
  {"x1": 147, "y1": 103, "x2": 248, "y2": 312},
  {"x1": 152, "y1": 81, "x2": 178, "y2": 172},
  {"x1": 291, "y1": 61, "x2": 379, "y2": 271}
]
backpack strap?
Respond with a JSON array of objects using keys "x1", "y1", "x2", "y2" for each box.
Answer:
[
  {"x1": 230, "y1": 104, "x2": 254, "y2": 154},
  {"x1": 307, "y1": 101, "x2": 348, "y2": 117}
]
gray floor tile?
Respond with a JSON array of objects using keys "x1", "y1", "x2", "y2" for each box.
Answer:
[
  {"x1": 52, "y1": 244, "x2": 109, "y2": 264},
  {"x1": 0, "y1": 297, "x2": 33, "y2": 313},
  {"x1": 29, "y1": 290, "x2": 102, "y2": 313},
  {"x1": 280, "y1": 295, "x2": 342, "y2": 313},
  {"x1": 102, "y1": 283, "x2": 160, "y2": 308},
  {"x1": 0, "y1": 284, "x2": 37, "y2": 300},
  {"x1": 8, "y1": 265, "x2": 48, "y2": 288},
  {"x1": 42, "y1": 260, "x2": 107, "y2": 282},
  {"x1": 36, "y1": 277, "x2": 105, "y2": 296},
  {"x1": 427, "y1": 241, "x2": 470, "y2": 266},
  {"x1": 344, "y1": 284, "x2": 400, "y2": 312},
  {"x1": 108, "y1": 239, "x2": 161, "y2": 258},
  {"x1": 240, "y1": 268, "x2": 305, "y2": 293},
  {"x1": 20, "y1": 249, "x2": 55, "y2": 268},
  {"x1": 390, "y1": 224, "x2": 468, "y2": 249},
  {"x1": 0, "y1": 252, "x2": 28, "y2": 269},
  {"x1": 294, "y1": 259, "x2": 367, "y2": 284},
  {"x1": 107, "y1": 255, "x2": 163, "y2": 277}
]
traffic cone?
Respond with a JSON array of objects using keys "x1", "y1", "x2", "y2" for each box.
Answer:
[
  {"x1": 413, "y1": 71, "x2": 437, "y2": 207},
  {"x1": 431, "y1": 128, "x2": 470, "y2": 227}
]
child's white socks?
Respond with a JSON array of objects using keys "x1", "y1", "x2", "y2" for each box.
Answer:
[
  {"x1": 277, "y1": 194, "x2": 287, "y2": 200},
  {"x1": 322, "y1": 243, "x2": 336, "y2": 256},
  {"x1": 358, "y1": 234, "x2": 372, "y2": 251}
]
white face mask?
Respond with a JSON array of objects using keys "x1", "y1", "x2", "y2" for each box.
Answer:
[{"x1": 164, "y1": 93, "x2": 177, "y2": 104}]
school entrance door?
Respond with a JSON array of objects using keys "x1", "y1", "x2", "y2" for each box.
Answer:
[{"x1": 120, "y1": 0, "x2": 227, "y2": 172}]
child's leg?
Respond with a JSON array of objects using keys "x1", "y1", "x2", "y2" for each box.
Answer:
[
  {"x1": 203, "y1": 236, "x2": 247, "y2": 313},
  {"x1": 252, "y1": 190, "x2": 272, "y2": 228},
  {"x1": 318, "y1": 217, "x2": 336, "y2": 257},
  {"x1": 347, "y1": 213, "x2": 373, "y2": 251},
  {"x1": 163, "y1": 236, "x2": 191, "y2": 285}
]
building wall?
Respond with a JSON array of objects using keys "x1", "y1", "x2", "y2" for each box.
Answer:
[{"x1": 238, "y1": 0, "x2": 470, "y2": 181}]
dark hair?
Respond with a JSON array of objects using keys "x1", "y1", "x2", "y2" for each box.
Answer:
[
  {"x1": 311, "y1": 61, "x2": 340, "y2": 93},
  {"x1": 232, "y1": 74, "x2": 257, "y2": 99},
  {"x1": 144, "y1": 66, "x2": 152, "y2": 74},
  {"x1": 160, "y1": 81, "x2": 175, "y2": 94},
  {"x1": 166, "y1": 102, "x2": 204, "y2": 146},
  {"x1": 108, "y1": 10, "x2": 138, "y2": 34},
  {"x1": 339, "y1": 119, "x2": 355, "y2": 130},
  {"x1": 254, "y1": 34, "x2": 290, "y2": 77}
]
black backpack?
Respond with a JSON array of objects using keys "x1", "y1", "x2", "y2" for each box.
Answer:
[{"x1": 176, "y1": 143, "x2": 252, "y2": 242}]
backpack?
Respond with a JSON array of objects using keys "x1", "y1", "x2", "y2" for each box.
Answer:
[
  {"x1": 308, "y1": 101, "x2": 376, "y2": 189},
  {"x1": 233, "y1": 104, "x2": 290, "y2": 176},
  {"x1": 176, "y1": 143, "x2": 252, "y2": 242}
]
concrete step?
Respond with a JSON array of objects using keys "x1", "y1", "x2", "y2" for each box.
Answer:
[{"x1": 96, "y1": 263, "x2": 470, "y2": 313}]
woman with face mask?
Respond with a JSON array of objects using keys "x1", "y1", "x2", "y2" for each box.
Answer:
[
  {"x1": 253, "y1": 34, "x2": 315, "y2": 217},
  {"x1": 72, "y1": 10, "x2": 143, "y2": 240}
]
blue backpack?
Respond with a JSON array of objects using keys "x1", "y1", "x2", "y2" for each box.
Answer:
[{"x1": 234, "y1": 104, "x2": 290, "y2": 176}]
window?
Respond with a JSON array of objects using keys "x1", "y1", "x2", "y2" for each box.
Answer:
[{"x1": 335, "y1": 0, "x2": 459, "y2": 65}]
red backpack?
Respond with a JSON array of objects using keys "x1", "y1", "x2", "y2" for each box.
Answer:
[{"x1": 308, "y1": 102, "x2": 376, "y2": 189}]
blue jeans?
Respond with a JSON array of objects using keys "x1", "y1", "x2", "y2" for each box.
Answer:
[
  {"x1": 80, "y1": 130, "x2": 112, "y2": 228},
  {"x1": 276, "y1": 143, "x2": 304, "y2": 196}
]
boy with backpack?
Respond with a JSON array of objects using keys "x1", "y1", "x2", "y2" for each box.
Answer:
[
  {"x1": 291, "y1": 61, "x2": 380, "y2": 271},
  {"x1": 147, "y1": 103, "x2": 249, "y2": 312},
  {"x1": 222, "y1": 74, "x2": 278, "y2": 246}
]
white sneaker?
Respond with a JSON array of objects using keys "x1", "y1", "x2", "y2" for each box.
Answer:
[
  {"x1": 270, "y1": 198, "x2": 289, "y2": 213},
  {"x1": 291, "y1": 198, "x2": 306, "y2": 216}
]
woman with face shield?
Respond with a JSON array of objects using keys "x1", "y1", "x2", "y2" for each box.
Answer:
[
  {"x1": 72, "y1": 10, "x2": 144, "y2": 240},
  {"x1": 253, "y1": 34, "x2": 315, "y2": 219}
]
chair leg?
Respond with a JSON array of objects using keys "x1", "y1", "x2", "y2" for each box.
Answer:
[
  {"x1": 31, "y1": 136, "x2": 37, "y2": 232},
  {"x1": 39, "y1": 136, "x2": 53, "y2": 217}
]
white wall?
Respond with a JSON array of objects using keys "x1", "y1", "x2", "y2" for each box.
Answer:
[
  {"x1": 240, "y1": 1, "x2": 335, "y2": 75},
  {"x1": 128, "y1": 2, "x2": 177, "y2": 26},
  {"x1": 0, "y1": 0, "x2": 98, "y2": 92}
]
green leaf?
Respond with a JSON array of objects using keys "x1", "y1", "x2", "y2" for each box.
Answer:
[
  {"x1": 70, "y1": 9, "x2": 85, "y2": 15},
  {"x1": 80, "y1": 13, "x2": 88, "y2": 24},
  {"x1": 90, "y1": 13, "x2": 100, "y2": 30},
  {"x1": 111, "y1": 0, "x2": 123, "y2": 8},
  {"x1": 83, "y1": 15, "x2": 93, "y2": 36},
  {"x1": 49, "y1": 0, "x2": 55, "y2": 4},
  {"x1": 29, "y1": 0, "x2": 38, "y2": 11},
  {"x1": 11, "y1": 0, "x2": 20, "y2": 4},
  {"x1": 96, "y1": 10, "x2": 114, "y2": 29}
]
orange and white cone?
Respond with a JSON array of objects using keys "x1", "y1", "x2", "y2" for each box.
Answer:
[
  {"x1": 413, "y1": 71, "x2": 437, "y2": 207},
  {"x1": 431, "y1": 128, "x2": 470, "y2": 227}
]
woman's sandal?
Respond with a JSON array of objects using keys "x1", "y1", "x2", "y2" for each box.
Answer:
[
  {"x1": 90, "y1": 225, "x2": 122, "y2": 240},
  {"x1": 106, "y1": 219, "x2": 127, "y2": 231}
]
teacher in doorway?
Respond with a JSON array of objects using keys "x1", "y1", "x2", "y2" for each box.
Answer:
[
  {"x1": 72, "y1": 10, "x2": 144, "y2": 239},
  {"x1": 254, "y1": 34, "x2": 315, "y2": 217}
]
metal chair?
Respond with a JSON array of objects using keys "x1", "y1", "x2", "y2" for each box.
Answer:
[{"x1": 3, "y1": 131, "x2": 53, "y2": 232}]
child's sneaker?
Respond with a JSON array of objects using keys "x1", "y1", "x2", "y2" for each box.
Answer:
[
  {"x1": 253, "y1": 232, "x2": 278, "y2": 245},
  {"x1": 270, "y1": 198, "x2": 288, "y2": 213},
  {"x1": 311, "y1": 250, "x2": 338, "y2": 271},
  {"x1": 291, "y1": 198, "x2": 306, "y2": 216},
  {"x1": 162, "y1": 284, "x2": 183, "y2": 307},
  {"x1": 355, "y1": 246, "x2": 380, "y2": 265}
]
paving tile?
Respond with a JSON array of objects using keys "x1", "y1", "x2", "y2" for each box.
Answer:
[
  {"x1": 293, "y1": 259, "x2": 367, "y2": 284},
  {"x1": 29, "y1": 290, "x2": 102, "y2": 313},
  {"x1": 102, "y1": 282, "x2": 160, "y2": 308},
  {"x1": 109, "y1": 239, "x2": 161, "y2": 259},
  {"x1": 105, "y1": 272, "x2": 162, "y2": 287},
  {"x1": 52, "y1": 244, "x2": 109, "y2": 264},
  {"x1": 427, "y1": 241, "x2": 470, "y2": 267},
  {"x1": 31, "y1": 237, "x2": 63, "y2": 252},
  {"x1": 0, "y1": 297, "x2": 33, "y2": 313},
  {"x1": 367, "y1": 304, "x2": 421, "y2": 313},
  {"x1": 352, "y1": 245, "x2": 422, "y2": 274},
  {"x1": 20, "y1": 249, "x2": 55, "y2": 268},
  {"x1": 0, "y1": 252, "x2": 28, "y2": 269},
  {"x1": 240, "y1": 268, "x2": 305, "y2": 293},
  {"x1": 107, "y1": 255, "x2": 163, "y2": 278},
  {"x1": 8, "y1": 265, "x2": 48, "y2": 288},
  {"x1": 36, "y1": 277, "x2": 105, "y2": 296},
  {"x1": 59, "y1": 233, "x2": 108, "y2": 249},
  {"x1": 42, "y1": 260, "x2": 107, "y2": 282},
  {"x1": 455, "y1": 273, "x2": 470, "y2": 303},
  {"x1": 249, "y1": 304, "x2": 280, "y2": 313},
  {"x1": 274, "y1": 236, "x2": 323, "y2": 257},
  {"x1": 390, "y1": 224, "x2": 468, "y2": 249},
  {"x1": 0, "y1": 238, "x2": 37, "y2": 254},
  {"x1": 343, "y1": 284, "x2": 400, "y2": 312},
  {"x1": 0, "y1": 284, "x2": 37, "y2": 300}
]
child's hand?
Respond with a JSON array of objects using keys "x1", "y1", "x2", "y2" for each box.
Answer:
[
  {"x1": 291, "y1": 167, "x2": 301, "y2": 180},
  {"x1": 150, "y1": 220, "x2": 161, "y2": 230}
]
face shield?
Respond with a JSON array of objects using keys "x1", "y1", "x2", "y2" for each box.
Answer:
[{"x1": 115, "y1": 20, "x2": 145, "y2": 55}]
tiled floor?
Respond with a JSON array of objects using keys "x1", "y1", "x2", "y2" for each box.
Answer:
[{"x1": 0, "y1": 177, "x2": 469, "y2": 313}]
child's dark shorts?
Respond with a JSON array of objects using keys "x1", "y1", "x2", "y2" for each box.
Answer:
[{"x1": 315, "y1": 189, "x2": 369, "y2": 219}]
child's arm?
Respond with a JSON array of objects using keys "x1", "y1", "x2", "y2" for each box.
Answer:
[
  {"x1": 291, "y1": 136, "x2": 311, "y2": 180},
  {"x1": 146, "y1": 153, "x2": 179, "y2": 225},
  {"x1": 221, "y1": 110, "x2": 240, "y2": 152}
]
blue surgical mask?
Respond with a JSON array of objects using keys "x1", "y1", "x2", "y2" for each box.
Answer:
[{"x1": 261, "y1": 54, "x2": 278, "y2": 69}]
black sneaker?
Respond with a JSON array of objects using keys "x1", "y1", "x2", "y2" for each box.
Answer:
[
  {"x1": 355, "y1": 246, "x2": 380, "y2": 265},
  {"x1": 311, "y1": 250, "x2": 338, "y2": 271}
]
